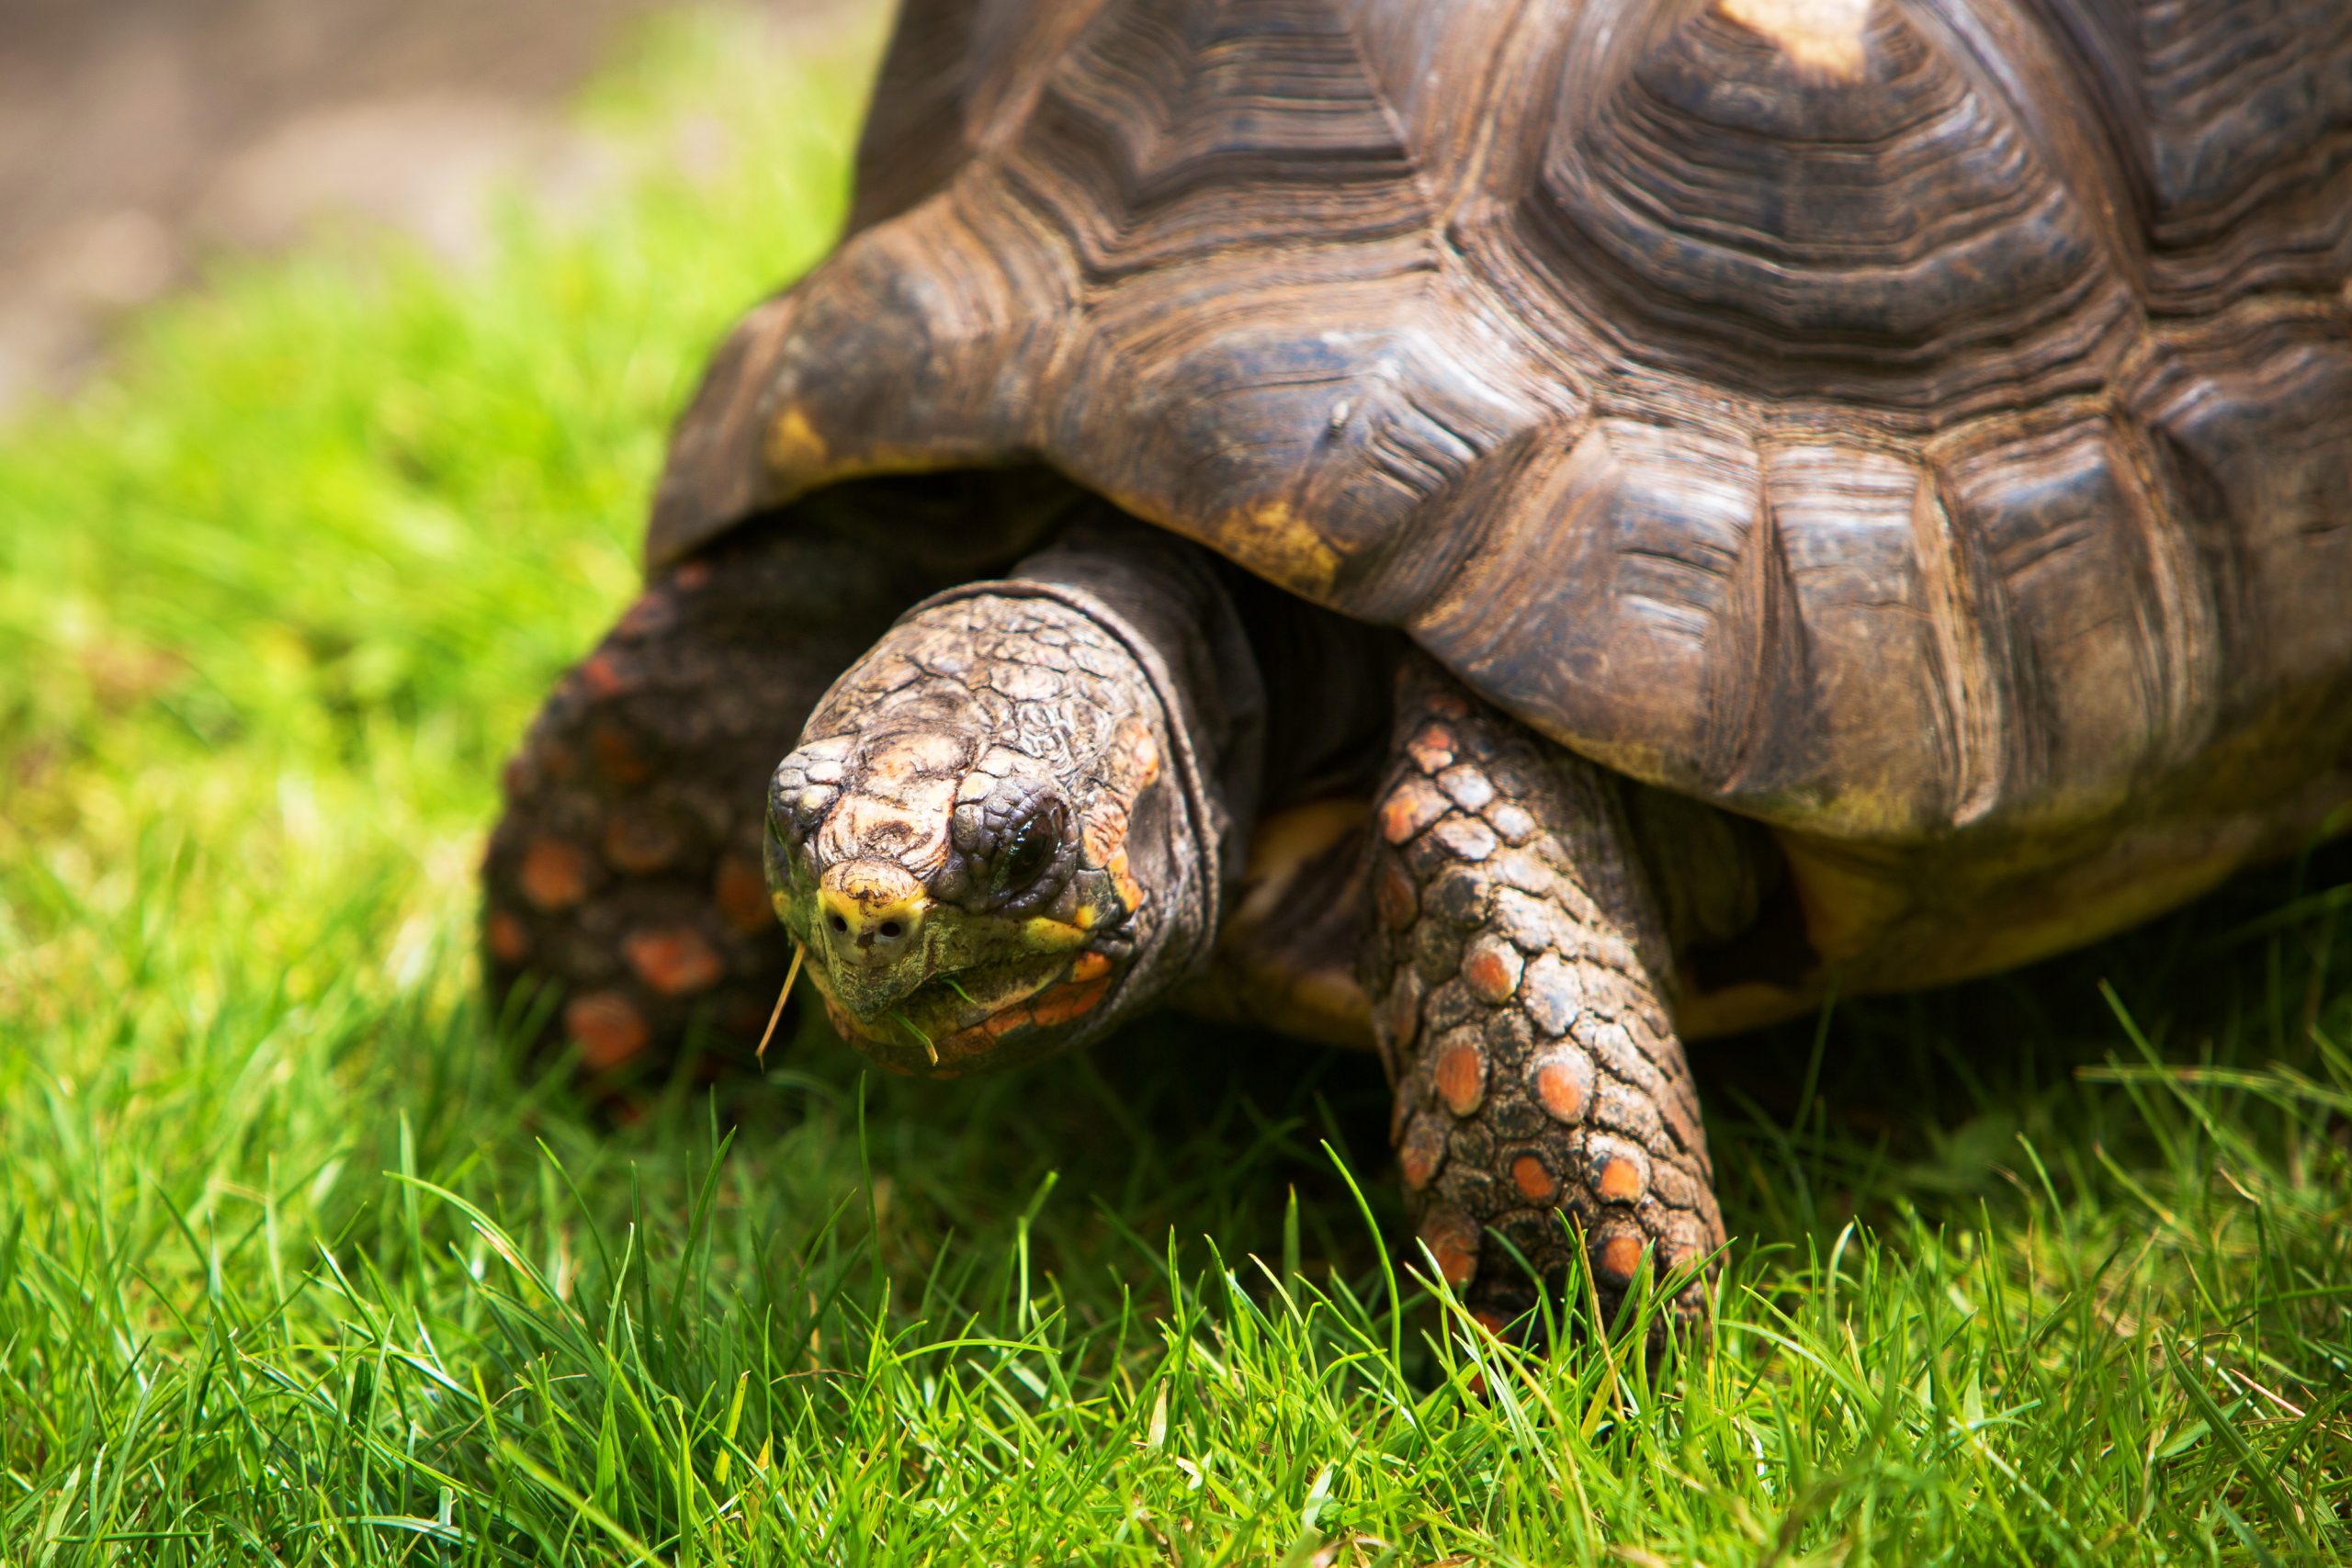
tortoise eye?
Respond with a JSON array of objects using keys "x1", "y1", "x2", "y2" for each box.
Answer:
[{"x1": 995, "y1": 801, "x2": 1067, "y2": 896}]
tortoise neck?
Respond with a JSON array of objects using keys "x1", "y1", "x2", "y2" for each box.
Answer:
[{"x1": 913, "y1": 513, "x2": 1267, "y2": 1000}]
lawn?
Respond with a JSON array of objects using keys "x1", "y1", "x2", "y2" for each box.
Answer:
[{"x1": 1, "y1": 11, "x2": 2348, "y2": 1564}]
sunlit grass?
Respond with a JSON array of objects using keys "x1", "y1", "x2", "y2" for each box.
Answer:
[{"x1": 0, "y1": 9, "x2": 2347, "y2": 1562}]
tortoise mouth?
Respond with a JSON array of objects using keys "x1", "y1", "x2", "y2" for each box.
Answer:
[{"x1": 813, "y1": 948, "x2": 1115, "y2": 1075}]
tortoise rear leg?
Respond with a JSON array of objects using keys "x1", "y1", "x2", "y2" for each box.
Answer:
[
  {"x1": 483, "y1": 522, "x2": 928, "y2": 1080},
  {"x1": 1367, "y1": 655, "x2": 1724, "y2": 1341}
]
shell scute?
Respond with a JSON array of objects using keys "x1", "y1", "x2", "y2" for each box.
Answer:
[
  {"x1": 2048, "y1": 0, "x2": 2352, "y2": 310},
  {"x1": 1417, "y1": 417, "x2": 1824, "y2": 816},
  {"x1": 1494, "y1": 0, "x2": 2128, "y2": 412},
  {"x1": 1933, "y1": 414, "x2": 2222, "y2": 819},
  {"x1": 1008, "y1": 0, "x2": 1430, "y2": 281},
  {"x1": 658, "y1": 0, "x2": 2352, "y2": 844},
  {"x1": 1047, "y1": 263, "x2": 1564, "y2": 599},
  {"x1": 1765, "y1": 441, "x2": 1973, "y2": 832},
  {"x1": 2127, "y1": 319, "x2": 2352, "y2": 702}
]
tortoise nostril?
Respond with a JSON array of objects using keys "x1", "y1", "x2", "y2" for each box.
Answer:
[{"x1": 817, "y1": 862, "x2": 929, "y2": 962}]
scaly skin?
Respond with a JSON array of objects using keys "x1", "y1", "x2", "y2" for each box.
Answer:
[
  {"x1": 482, "y1": 522, "x2": 962, "y2": 1079},
  {"x1": 493, "y1": 508, "x2": 1724, "y2": 1348},
  {"x1": 1367, "y1": 654, "x2": 1725, "y2": 1340},
  {"x1": 766, "y1": 521, "x2": 1257, "y2": 1076}
]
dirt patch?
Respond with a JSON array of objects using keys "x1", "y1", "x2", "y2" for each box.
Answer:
[{"x1": 0, "y1": 0, "x2": 876, "y2": 415}]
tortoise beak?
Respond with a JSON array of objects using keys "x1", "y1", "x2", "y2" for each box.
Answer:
[{"x1": 813, "y1": 860, "x2": 933, "y2": 1013}]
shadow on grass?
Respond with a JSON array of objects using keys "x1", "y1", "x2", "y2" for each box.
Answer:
[{"x1": 513, "y1": 826, "x2": 2352, "y2": 1361}]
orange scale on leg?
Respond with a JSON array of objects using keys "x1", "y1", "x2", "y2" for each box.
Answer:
[
  {"x1": 519, "y1": 838, "x2": 592, "y2": 910},
  {"x1": 714, "y1": 856, "x2": 776, "y2": 933},
  {"x1": 1597, "y1": 1156, "x2": 1646, "y2": 1203},
  {"x1": 591, "y1": 721, "x2": 653, "y2": 784},
  {"x1": 624, "y1": 926, "x2": 724, "y2": 997},
  {"x1": 1511, "y1": 1154, "x2": 1557, "y2": 1202},
  {"x1": 1596, "y1": 1232, "x2": 1646, "y2": 1285},
  {"x1": 1397, "y1": 1112, "x2": 1447, "y2": 1190},
  {"x1": 1433, "y1": 1042, "x2": 1487, "y2": 1115},
  {"x1": 567, "y1": 992, "x2": 649, "y2": 1071},
  {"x1": 580, "y1": 653, "x2": 628, "y2": 698},
  {"x1": 1406, "y1": 724, "x2": 1456, "y2": 773},
  {"x1": 1419, "y1": 1208, "x2": 1481, "y2": 1288},
  {"x1": 1377, "y1": 778, "x2": 1448, "y2": 845},
  {"x1": 486, "y1": 909, "x2": 531, "y2": 964},
  {"x1": 1374, "y1": 862, "x2": 1419, "y2": 930}
]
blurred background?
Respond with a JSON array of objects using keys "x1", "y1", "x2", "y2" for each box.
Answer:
[
  {"x1": 0, "y1": 3, "x2": 2346, "y2": 1556},
  {"x1": 0, "y1": 0, "x2": 878, "y2": 417}
]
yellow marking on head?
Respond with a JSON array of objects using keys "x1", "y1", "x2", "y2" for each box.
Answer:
[
  {"x1": 819, "y1": 860, "x2": 930, "y2": 942},
  {"x1": 1719, "y1": 0, "x2": 1871, "y2": 81},
  {"x1": 963, "y1": 976, "x2": 1114, "y2": 1048},
  {"x1": 934, "y1": 976, "x2": 1110, "y2": 1059},
  {"x1": 1104, "y1": 847, "x2": 1147, "y2": 918},
  {"x1": 1080, "y1": 803, "x2": 1130, "y2": 867},
  {"x1": 1105, "y1": 719, "x2": 1162, "y2": 795},
  {"x1": 1020, "y1": 976, "x2": 1111, "y2": 1030},
  {"x1": 1022, "y1": 916, "x2": 1092, "y2": 951}
]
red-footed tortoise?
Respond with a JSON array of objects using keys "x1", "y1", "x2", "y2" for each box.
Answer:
[{"x1": 486, "y1": 0, "x2": 2352, "y2": 1335}]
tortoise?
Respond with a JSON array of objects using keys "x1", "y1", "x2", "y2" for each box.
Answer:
[{"x1": 484, "y1": 0, "x2": 2352, "y2": 1334}]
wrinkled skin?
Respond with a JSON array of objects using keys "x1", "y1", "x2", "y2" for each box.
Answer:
[
  {"x1": 766, "y1": 524, "x2": 1256, "y2": 1077},
  {"x1": 765, "y1": 522, "x2": 1723, "y2": 1339},
  {"x1": 770, "y1": 594, "x2": 1167, "y2": 1070}
]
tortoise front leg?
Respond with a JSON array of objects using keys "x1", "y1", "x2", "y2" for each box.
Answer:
[
  {"x1": 482, "y1": 519, "x2": 956, "y2": 1080},
  {"x1": 1367, "y1": 655, "x2": 1724, "y2": 1339}
]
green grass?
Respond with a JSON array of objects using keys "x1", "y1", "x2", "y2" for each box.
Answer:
[{"x1": 2, "y1": 11, "x2": 2349, "y2": 1563}]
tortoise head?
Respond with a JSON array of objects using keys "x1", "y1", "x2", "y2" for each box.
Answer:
[{"x1": 766, "y1": 552, "x2": 1251, "y2": 1076}]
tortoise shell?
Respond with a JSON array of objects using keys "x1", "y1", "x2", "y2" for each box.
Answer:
[{"x1": 650, "y1": 0, "x2": 2352, "y2": 1011}]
